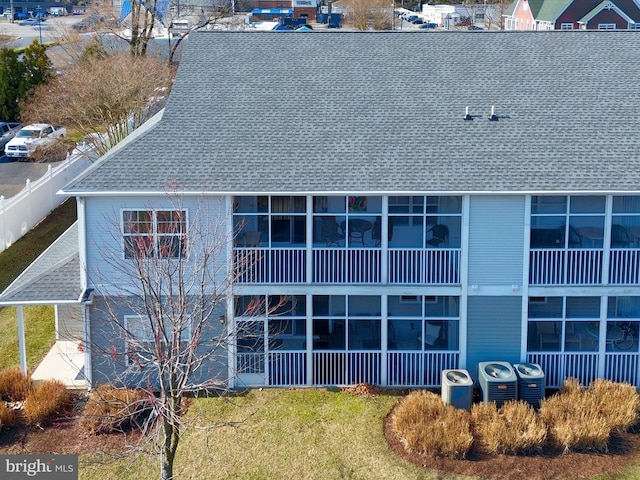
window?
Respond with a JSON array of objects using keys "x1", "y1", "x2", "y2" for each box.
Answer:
[
  {"x1": 387, "y1": 296, "x2": 460, "y2": 351},
  {"x1": 560, "y1": 23, "x2": 573, "y2": 30},
  {"x1": 312, "y1": 295, "x2": 381, "y2": 350},
  {"x1": 530, "y1": 195, "x2": 605, "y2": 249},
  {"x1": 124, "y1": 315, "x2": 192, "y2": 367},
  {"x1": 388, "y1": 195, "x2": 462, "y2": 248},
  {"x1": 234, "y1": 196, "x2": 306, "y2": 247},
  {"x1": 123, "y1": 209, "x2": 187, "y2": 258},
  {"x1": 527, "y1": 297, "x2": 600, "y2": 352},
  {"x1": 236, "y1": 295, "x2": 307, "y2": 352},
  {"x1": 598, "y1": 23, "x2": 616, "y2": 30},
  {"x1": 312, "y1": 196, "x2": 381, "y2": 248},
  {"x1": 611, "y1": 196, "x2": 640, "y2": 248},
  {"x1": 606, "y1": 297, "x2": 640, "y2": 352}
]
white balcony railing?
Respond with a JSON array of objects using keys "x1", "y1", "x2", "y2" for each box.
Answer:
[
  {"x1": 269, "y1": 351, "x2": 307, "y2": 386},
  {"x1": 529, "y1": 249, "x2": 602, "y2": 285},
  {"x1": 312, "y1": 351, "x2": 382, "y2": 385},
  {"x1": 234, "y1": 247, "x2": 306, "y2": 283},
  {"x1": 609, "y1": 249, "x2": 640, "y2": 285},
  {"x1": 387, "y1": 351, "x2": 459, "y2": 387},
  {"x1": 388, "y1": 249, "x2": 460, "y2": 284},
  {"x1": 604, "y1": 353, "x2": 640, "y2": 385},
  {"x1": 527, "y1": 352, "x2": 599, "y2": 387},
  {"x1": 313, "y1": 249, "x2": 382, "y2": 284}
]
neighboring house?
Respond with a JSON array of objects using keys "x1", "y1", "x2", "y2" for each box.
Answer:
[
  {"x1": 3, "y1": 31, "x2": 640, "y2": 391},
  {"x1": 505, "y1": 0, "x2": 640, "y2": 30},
  {"x1": 249, "y1": 0, "x2": 320, "y2": 21}
]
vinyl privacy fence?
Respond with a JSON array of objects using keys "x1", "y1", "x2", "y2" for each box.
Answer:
[{"x1": 0, "y1": 154, "x2": 91, "y2": 254}]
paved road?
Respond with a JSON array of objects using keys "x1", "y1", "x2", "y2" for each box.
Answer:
[
  {"x1": 0, "y1": 16, "x2": 81, "y2": 48},
  {"x1": 0, "y1": 154, "x2": 64, "y2": 199}
]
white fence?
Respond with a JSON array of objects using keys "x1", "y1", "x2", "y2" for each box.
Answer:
[{"x1": 0, "y1": 155, "x2": 91, "y2": 254}]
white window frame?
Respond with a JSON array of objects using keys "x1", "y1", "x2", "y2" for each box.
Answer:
[
  {"x1": 560, "y1": 23, "x2": 573, "y2": 30},
  {"x1": 122, "y1": 209, "x2": 188, "y2": 259},
  {"x1": 124, "y1": 314, "x2": 192, "y2": 367},
  {"x1": 598, "y1": 23, "x2": 616, "y2": 30}
]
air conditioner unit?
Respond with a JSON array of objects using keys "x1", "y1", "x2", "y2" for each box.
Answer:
[
  {"x1": 478, "y1": 361, "x2": 517, "y2": 408},
  {"x1": 513, "y1": 363, "x2": 545, "y2": 409},
  {"x1": 441, "y1": 369, "x2": 473, "y2": 410}
]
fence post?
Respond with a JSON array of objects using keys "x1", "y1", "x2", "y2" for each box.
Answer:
[
  {"x1": 26, "y1": 179, "x2": 32, "y2": 233},
  {"x1": 48, "y1": 164, "x2": 54, "y2": 213}
]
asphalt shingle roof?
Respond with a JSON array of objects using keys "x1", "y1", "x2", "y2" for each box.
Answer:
[
  {"x1": 0, "y1": 223, "x2": 82, "y2": 304},
  {"x1": 64, "y1": 31, "x2": 640, "y2": 195}
]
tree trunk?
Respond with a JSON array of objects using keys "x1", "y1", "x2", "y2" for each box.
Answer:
[{"x1": 161, "y1": 420, "x2": 178, "y2": 480}]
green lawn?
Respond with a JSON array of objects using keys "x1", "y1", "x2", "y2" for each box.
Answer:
[
  {"x1": 79, "y1": 388, "x2": 457, "y2": 480},
  {"x1": 77, "y1": 388, "x2": 640, "y2": 480},
  {"x1": 0, "y1": 198, "x2": 76, "y2": 371}
]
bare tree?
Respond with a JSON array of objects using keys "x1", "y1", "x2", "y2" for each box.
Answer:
[
  {"x1": 20, "y1": 50, "x2": 175, "y2": 156},
  {"x1": 88, "y1": 0, "x2": 229, "y2": 58},
  {"x1": 343, "y1": 0, "x2": 395, "y2": 30},
  {"x1": 85, "y1": 194, "x2": 287, "y2": 480}
]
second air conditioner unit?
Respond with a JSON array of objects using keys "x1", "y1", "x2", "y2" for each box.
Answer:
[{"x1": 478, "y1": 361, "x2": 517, "y2": 408}]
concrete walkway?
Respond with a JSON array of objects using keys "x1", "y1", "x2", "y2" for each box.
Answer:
[{"x1": 32, "y1": 340, "x2": 87, "y2": 390}]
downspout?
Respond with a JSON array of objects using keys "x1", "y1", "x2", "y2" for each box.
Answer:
[{"x1": 77, "y1": 195, "x2": 92, "y2": 387}]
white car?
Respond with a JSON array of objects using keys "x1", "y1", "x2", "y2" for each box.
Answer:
[{"x1": 4, "y1": 123, "x2": 66, "y2": 160}]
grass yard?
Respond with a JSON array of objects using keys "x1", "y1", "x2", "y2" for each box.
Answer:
[
  {"x1": 0, "y1": 305, "x2": 55, "y2": 371},
  {"x1": 74, "y1": 387, "x2": 640, "y2": 480},
  {"x1": 0, "y1": 198, "x2": 76, "y2": 371},
  {"x1": 79, "y1": 388, "x2": 446, "y2": 480}
]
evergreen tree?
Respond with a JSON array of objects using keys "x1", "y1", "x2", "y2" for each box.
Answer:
[
  {"x1": 0, "y1": 48, "x2": 25, "y2": 121},
  {"x1": 0, "y1": 40, "x2": 52, "y2": 121}
]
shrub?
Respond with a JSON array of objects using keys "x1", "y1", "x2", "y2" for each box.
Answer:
[
  {"x1": 540, "y1": 380, "x2": 611, "y2": 453},
  {"x1": 0, "y1": 367, "x2": 32, "y2": 402},
  {"x1": 472, "y1": 400, "x2": 546, "y2": 455},
  {"x1": 589, "y1": 379, "x2": 640, "y2": 433},
  {"x1": 23, "y1": 380, "x2": 71, "y2": 426},
  {"x1": 0, "y1": 401, "x2": 19, "y2": 429},
  {"x1": 392, "y1": 390, "x2": 473, "y2": 459},
  {"x1": 80, "y1": 385, "x2": 151, "y2": 434}
]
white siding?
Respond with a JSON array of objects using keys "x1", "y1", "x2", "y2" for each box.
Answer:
[{"x1": 468, "y1": 195, "x2": 525, "y2": 288}]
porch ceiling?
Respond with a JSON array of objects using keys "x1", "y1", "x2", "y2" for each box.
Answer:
[{"x1": 0, "y1": 223, "x2": 83, "y2": 305}]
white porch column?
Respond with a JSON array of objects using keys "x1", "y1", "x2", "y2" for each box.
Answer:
[{"x1": 17, "y1": 305, "x2": 27, "y2": 374}]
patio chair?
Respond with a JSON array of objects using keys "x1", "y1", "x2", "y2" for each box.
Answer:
[
  {"x1": 423, "y1": 322, "x2": 441, "y2": 346},
  {"x1": 371, "y1": 217, "x2": 394, "y2": 246},
  {"x1": 240, "y1": 230, "x2": 262, "y2": 246},
  {"x1": 426, "y1": 224, "x2": 448, "y2": 247},
  {"x1": 611, "y1": 224, "x2": 632, "y2": 247},
  {"x1": 318, "y1": 217, "x2": 345, "y2": 246}
]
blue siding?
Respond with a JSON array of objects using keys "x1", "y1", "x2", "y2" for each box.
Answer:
[
  {"x1": 466, "y1": 296, "x2": 522, "y2": 383},
  {"x1": 468, "y1": 195, "x2": 525, "y2": 286}
]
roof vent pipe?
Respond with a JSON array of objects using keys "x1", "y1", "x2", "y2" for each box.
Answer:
[
  {"x1": 463, "y1": 106, "x2": 473, "y2": 121},
  {"x1": 488, "y1": 105, "x2": 498, "y2": 121}
]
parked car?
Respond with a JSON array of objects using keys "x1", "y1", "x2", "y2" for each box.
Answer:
[
  {"x1": 18, "y1": 18, "x2": 44, "y2": 26},
  {"x1": 412, "y1": 18, "x2": 424, "y2": 24},
  {"x1": 467, "y1": 25, "x2": 483, "y2": 30},
  {"x1": 419, "y1": 22, "x2": 438, "y2": 29},
  {"x1": 4, "y1": 123, "x2": 66, "y2": 160},
  {"x1": 0, "y1": 122, "x2": 22, "y2": 151}
]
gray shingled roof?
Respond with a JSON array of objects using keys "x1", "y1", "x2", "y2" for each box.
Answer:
[
  {"x1": 64, "y1": 31, "x2": 640, "y2": 195},
  {"x1": 0, "y1": 223, "x2": 82, "y2": 305}
]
